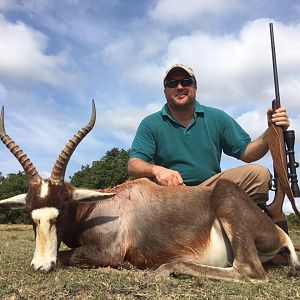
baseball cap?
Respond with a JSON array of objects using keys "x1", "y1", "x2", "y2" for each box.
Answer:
[{"x1": 163, "y1": 64, "x2": 197, "y2": 87}]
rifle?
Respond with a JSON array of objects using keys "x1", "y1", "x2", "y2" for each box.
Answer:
[{"x1": 265, "y1": 23, "x2": 300, "y2": 233}]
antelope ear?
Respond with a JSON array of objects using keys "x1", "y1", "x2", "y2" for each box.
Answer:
[
  {"x1": 73, "y1": 189, "x2": 116, "y2": 203},
  {"x1": 0, "y1": 194, "x2": 27, "y2": 209}
]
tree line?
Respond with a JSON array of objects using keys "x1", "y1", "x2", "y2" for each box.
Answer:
[{"x1": 0, "y1": 148, "x2": 131, "y2": 224}]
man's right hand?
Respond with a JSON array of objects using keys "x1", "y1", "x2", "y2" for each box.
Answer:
[
  {"x1": 152, "y1": 165, "x2": 184, "y2": 186},
  {"x1": 128, "y1": 158, "x2": 184, "y2": 186}
]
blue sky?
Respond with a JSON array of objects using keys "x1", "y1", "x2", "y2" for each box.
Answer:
[{"x1": 0, "y1": 0, "x2": 300, "y2": 212}]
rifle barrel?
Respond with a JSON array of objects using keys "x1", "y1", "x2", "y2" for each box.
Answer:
[{"x1": 269, "y1": 23, "x2": 281, "y2": 107}]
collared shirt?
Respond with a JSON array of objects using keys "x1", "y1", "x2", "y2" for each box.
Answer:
[{"x1": 129, "y1": 101, "x2": 251, "y2": 185}]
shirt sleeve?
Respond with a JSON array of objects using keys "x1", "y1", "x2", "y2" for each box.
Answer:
[
  {"x1": 220, "y1": 112, "x2": 251, "y2": 159},
  {"x1": 129, "y1": 118, "x2": 156, "y2": 162}
]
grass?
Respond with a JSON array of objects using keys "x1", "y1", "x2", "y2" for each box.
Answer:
[{"x1": 0, "y1": 224, "x2": 299, "y2": 300}]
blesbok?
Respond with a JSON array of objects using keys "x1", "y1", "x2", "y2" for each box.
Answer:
[{"x1": 0, "y1": 102, "x2": 299, "y2": 282}]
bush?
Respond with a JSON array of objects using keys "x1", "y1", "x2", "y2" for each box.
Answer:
[
  {"x1": 70, "y1": 147, "x2": 131, "y2": 189},
  {"x1": 0, "y1": 172, "x2": 30, "y2": 224}
]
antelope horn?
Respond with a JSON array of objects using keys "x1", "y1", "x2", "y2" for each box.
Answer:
[
  {"x1": 0, "y1": 106, "x2": 41, "y2": 184},
  {"x1": 50, "y1": 100, "x2": 96, "y2": 183}
]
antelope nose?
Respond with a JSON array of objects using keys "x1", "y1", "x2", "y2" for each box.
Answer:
[
  {"x1": 31, "y1": 261, "x2": 56, "y2": 272},
  {"x1": 49, "y1": 261, "x2": 56, "y2": 272}
]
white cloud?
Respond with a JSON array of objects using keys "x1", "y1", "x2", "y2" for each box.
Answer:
[
  {"x1": 0, "y1": 14, "x2": 75, "y2": 86},
  {"x1": 0, "y1": 0, "x2": 52, "y2": 12},
  {"x1": 277, "y1": 78, "x2": 300, "y2": 114},
  {"x1": 97, "y1": 101, "x2": 162, "y2": 134},
  {"x1": 236, "y1": 110, "x2": 267, "y2": 139},
  {"x1": 0, "y1": 0, "x2": 19, "y2": 10},
  {"x1": 100, "y1": 27, "x2": 169, "y2": 70},
  {"x1": 163, "y1": 20, "x2": 270, "y2": 107},
  {"x1": 101, "y1": 37, "x2": 135, "y2": 68},
  {"x1": 98, "y1": 17, "x2": 300, "y2": 119},
  {"x1": 0, "y1": 83, "x2": 7, "y2": 101},
  {"x1": 120, "y1": 64, "x2": 166, "y2": 90},
  {"x1": 289, "y1": 115, "x2": 300, "y2": 147},
  {"x1": 236, "y1": 109, "x2": 300, "y2": 144},
  {"x1": 150, "y1": 0, "x2": 242, "y2": 25}
]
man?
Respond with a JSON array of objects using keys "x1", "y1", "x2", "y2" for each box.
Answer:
[{"x1": 128, "y1": 64, "x2": 290, "y2": 204}]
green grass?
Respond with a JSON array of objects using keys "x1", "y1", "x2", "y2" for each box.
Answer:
[{"x1": 0, "y1": 224, "x2": 299, "y2": 300}]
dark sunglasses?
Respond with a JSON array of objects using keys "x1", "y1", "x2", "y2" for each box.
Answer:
[{"x1": 164, "y1": 78, "x2": 194, "y2": 88}]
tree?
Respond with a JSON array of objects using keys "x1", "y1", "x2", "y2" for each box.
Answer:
[
  {"x1": 70, "y1": 148, "x2": 131, "y2": 189},
  {"x1": 0, "y1": 172, "x2": 30, "y2": 224}
]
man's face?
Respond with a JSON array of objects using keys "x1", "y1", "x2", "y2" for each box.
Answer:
[{"x1": 164, "y1": 69, "x2": 197, "y2": 110}]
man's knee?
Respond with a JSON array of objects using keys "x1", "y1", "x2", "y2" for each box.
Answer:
[
  {"x1": 247, "y1": 164, "x2": 272, "y2": 184},
  {"x1": 203, "y1": 164, "x2": 272, "y2": 198},
  {"x1": 245, "y1": 164, "x2": 271, "y2": 202}
]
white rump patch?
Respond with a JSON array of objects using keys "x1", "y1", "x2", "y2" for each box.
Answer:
[
  {"x1": 182, "y1": 219, "x2": 233, "y2": 268},
  {"x1": 203, "y1": 219, "x2": 233, "y2": 267},
  {"x1": 31, "y1": 207, "x2": 59, "y2": 272}
]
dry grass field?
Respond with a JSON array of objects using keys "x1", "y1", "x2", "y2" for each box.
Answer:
[{"x1": 0, "y1": 224, "x2": 299, "y2": 300}]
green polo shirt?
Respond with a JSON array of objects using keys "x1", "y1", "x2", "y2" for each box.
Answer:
[{"x1": 130, "y1": 101, "x2": 251, "y2": 185}]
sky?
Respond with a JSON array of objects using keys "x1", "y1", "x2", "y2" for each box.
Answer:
[{"x1": 0, "y1": 0, "x2": 300, "y2": 212}]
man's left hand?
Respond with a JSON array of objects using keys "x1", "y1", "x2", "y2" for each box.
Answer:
[{"x1": 268, "y1": 106, "x2": 290, "y2": 131}]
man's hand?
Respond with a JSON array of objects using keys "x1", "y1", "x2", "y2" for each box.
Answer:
[
  {"x1": 241, "y1": 106, "x2": 291, "y2": 163},
  {"x1": 152, "y1": 165, "x2": 184, "y2": 186},
  {"x1": 268, "y1": 107, "x2": 290, "y2": 131},
  {"x1": 128, "y1": 158, "x2": 185, "y2": 186}
]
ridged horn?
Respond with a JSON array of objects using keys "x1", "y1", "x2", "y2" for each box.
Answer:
[
  {"x1": 50, "y1": 100, "x2": 96, "y2": 183},
  {"x1": 0, "y1": 106, "x2": 41, "y2": 184}
]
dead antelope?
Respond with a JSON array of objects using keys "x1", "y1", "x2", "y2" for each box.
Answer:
[{"x1": 0, "y1": 102, "x2": 299, "y2": 282}]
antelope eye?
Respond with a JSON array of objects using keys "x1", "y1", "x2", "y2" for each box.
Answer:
[
  {"x1": 32, "y1": 218, "x2": 40, "y2": 225},
  {"x1": 49, "y1": 218, "x2": 57, "y2": 226}
]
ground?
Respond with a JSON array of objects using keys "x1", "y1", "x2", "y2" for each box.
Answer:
[{"x1": 0, "y1": 224, "x2": 299, "y2": 299}]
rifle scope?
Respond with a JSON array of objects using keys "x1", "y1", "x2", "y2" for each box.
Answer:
[{"x1": 284, "y1": 130, "x2": 300, "y2": 197}]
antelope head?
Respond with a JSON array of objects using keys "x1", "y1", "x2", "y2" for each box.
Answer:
[{"x1": 0, "y1": 101, "x2": 115, "y2": 272}]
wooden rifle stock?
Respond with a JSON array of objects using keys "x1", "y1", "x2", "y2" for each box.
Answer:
[{"x1": 266, "y1": 23, "x2": 300, "y2": 230}]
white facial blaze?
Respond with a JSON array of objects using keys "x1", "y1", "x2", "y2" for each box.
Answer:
[
  {"x1": 40, "y1": 180, "x2": 49, "y2": 198},
  {"x1": 31, "y1": 207, "x2": 59, "y2": 272}
]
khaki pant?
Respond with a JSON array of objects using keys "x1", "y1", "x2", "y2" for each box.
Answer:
[{"x1": 200, "y1": 164, "x2": 272, "y2": 203}]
